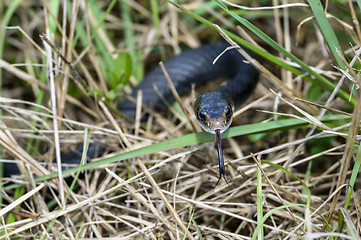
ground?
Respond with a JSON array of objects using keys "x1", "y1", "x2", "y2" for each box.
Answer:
[{"x1": 0, "y1": 1, "x2": 360, "y2": 239}]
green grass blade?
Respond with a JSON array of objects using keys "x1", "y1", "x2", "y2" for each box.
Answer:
[
  {"x1": 120, "y1": 0, "x2": 143, "y2": 81},
  {"x1": 40, "y1": 134, "x2": 90, "y2": 240},
  {"x1": 166, "y1": 0, "x2": 300, "y2": 74},
  {"x1": 261, "y1": 160, "x2": 311, "y2": 200},
  {"x1": 336, "y1": 141, "x2": 361, "y2": 234},
  {"x1": 48, "y1": 0, "x2": 60, "y2": 33},
  {"x1": 3, "y1": 114, "x2": 350, "y2": 190},
  {"x1": 213, "y1": 0, "x2": 353, "y2": 104},
  {"x1": 0, "y1": 0, "x2": 22, "y2": 61},
  {"x1": 88, "y1": 0, "x2": 113, "y2": 69},
  {"x1": 0, "y1": 0, "x2": 22, "y2": 210},
  {"x1": 308, "y1": 0, "x2": 345, "y2": 70},
  {"x1": 166, "y1": 0, "x2": 354, "y2": 105},
  {"x1": 251, "y1": 203, "x2": 305, "y2": 240},
  {"x1": 261, "y1": 159, "x2": 312, "y2": 233},
  {"x1": 183, "y1": 210, "x2": 195, "y2": 240},
  {"x1": 256, "y1": 161, "x2": 264, "y2": 239},
  {"x1": 345, "y1": 142, "x2": 361, "y2": 209},
  {"x1": 90, "y1": 0, "x2": 118, "y2": 40},
  {"x1": 339, "y1": 208, "x2": 361, "y2": 240},
  {"x1": 191, "y1": 215, "x2": 203, "y2": 240},
  {"x1": 151, "y1": 0, "x2": 160, "y2": 39}
]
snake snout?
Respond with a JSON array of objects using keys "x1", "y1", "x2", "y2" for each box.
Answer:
[{"x1": 209, "y1": 117, "x2": 225, "y2": 129}]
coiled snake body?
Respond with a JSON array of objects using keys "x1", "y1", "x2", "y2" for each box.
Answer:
[{"x1": 3, "y1": 42, "x2": 259, "y2": 184}]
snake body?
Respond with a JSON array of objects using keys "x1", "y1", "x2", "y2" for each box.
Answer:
[
  {"x1": 118, "y1": 42, "x2": 258, "y2": 120},
  {"x1": 3, "y1": 42, "x2": 258, "y2": 179}
]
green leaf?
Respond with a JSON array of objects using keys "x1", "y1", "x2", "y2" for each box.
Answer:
[
  {"x1": 107, "y1": 52, "x2": 133, "y2": 89},
  {"x1": 88, "y1": 88, "x2": 106, "y2": 98}
]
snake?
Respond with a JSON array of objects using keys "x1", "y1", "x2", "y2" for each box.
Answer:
[{"x1": 3, "y1": 42, "x2": 259, "y2": 184}]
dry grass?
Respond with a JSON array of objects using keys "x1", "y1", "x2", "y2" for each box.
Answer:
[{"x1": 0, "y1": 0, "x2": 360, "y2": 239}]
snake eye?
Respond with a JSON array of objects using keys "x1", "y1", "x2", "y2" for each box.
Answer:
[
  {"x1": 198, "y1": 108, "x2": 207, "y2": 121},
  {"x1": 225, "y1": 105, "x2": 232, "y2": 118}
]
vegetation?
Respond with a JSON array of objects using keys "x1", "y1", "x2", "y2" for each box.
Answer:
[{"x1": 0, "y1": 0, "x2": 360, "y2": 239}]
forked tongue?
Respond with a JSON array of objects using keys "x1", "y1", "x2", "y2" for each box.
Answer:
[{"x1": 215, "y1": 129, "x2": 229, "y2": 186}]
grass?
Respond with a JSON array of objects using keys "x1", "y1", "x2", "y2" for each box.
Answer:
[{"x1": 0, "y1": 0, "x2": 360, "y2": 239}]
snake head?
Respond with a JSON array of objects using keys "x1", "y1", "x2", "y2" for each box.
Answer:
[{"x1": 194, "y1": 91, "x2": 234, "y2": 134}]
